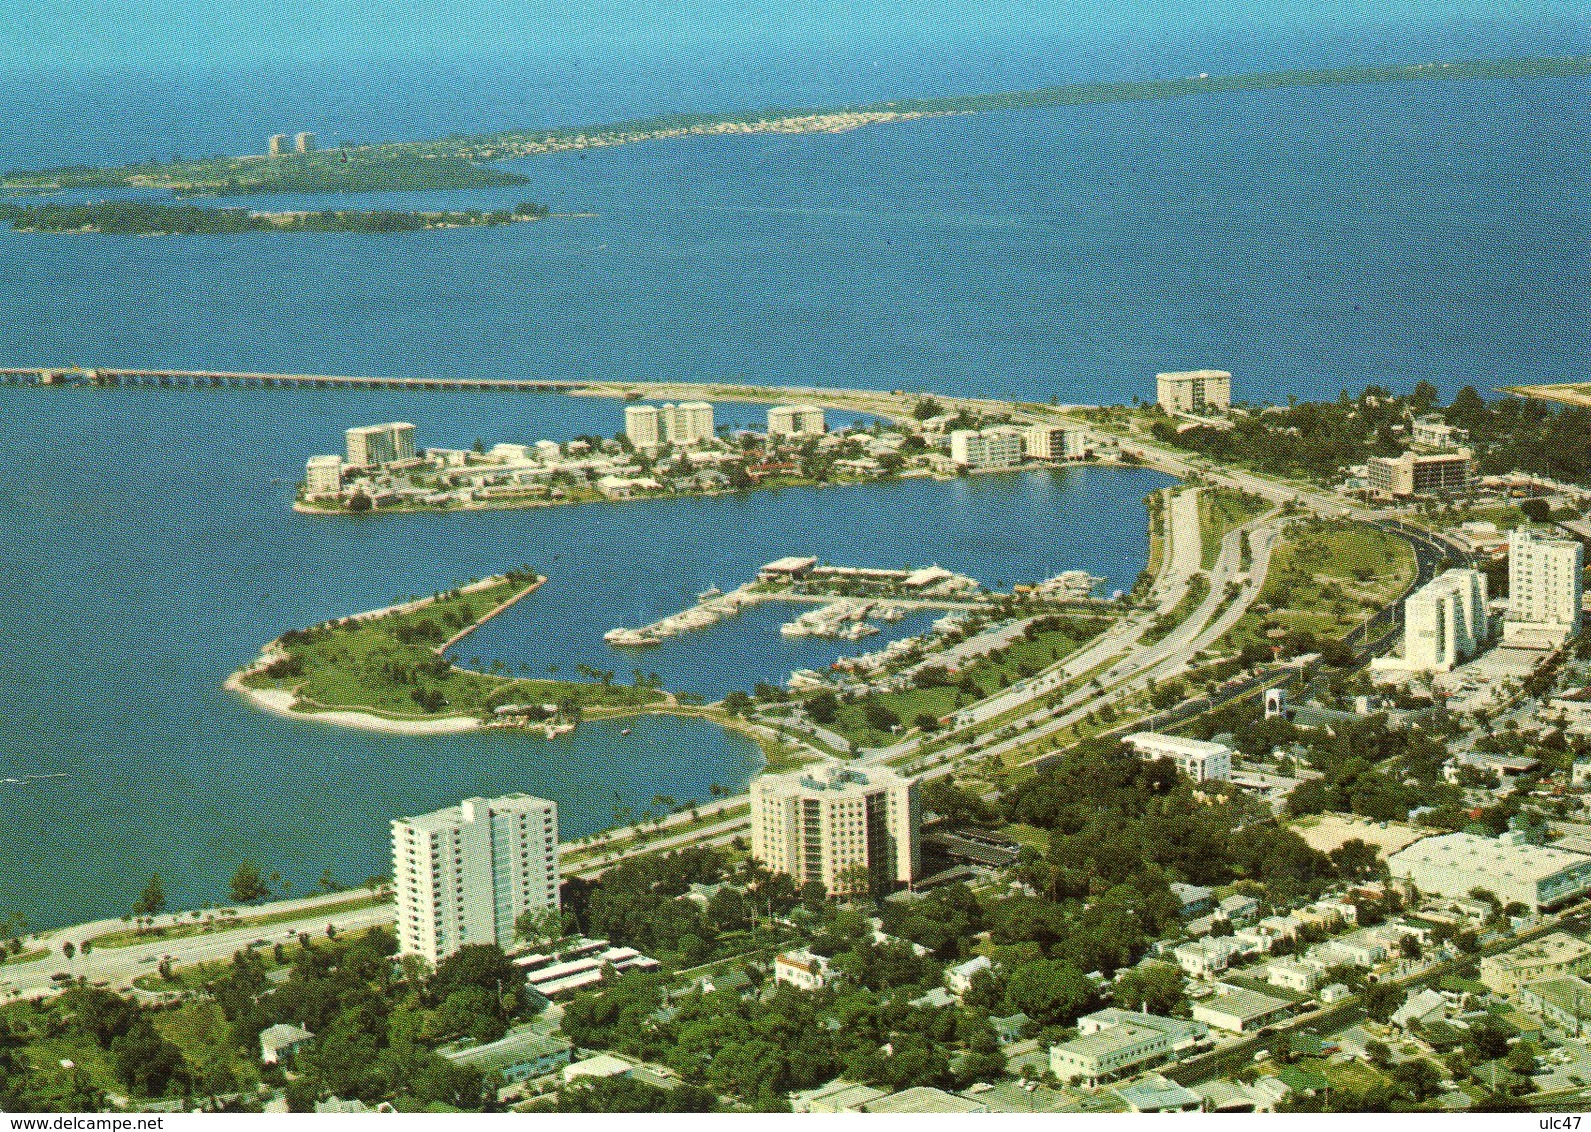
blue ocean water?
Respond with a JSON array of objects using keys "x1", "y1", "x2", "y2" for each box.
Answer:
[{"x1": 0, "y1": 15, "x2": 1586, "y2": 928}]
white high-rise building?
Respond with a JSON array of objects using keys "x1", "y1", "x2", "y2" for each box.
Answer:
[
  {"x1": 949, "y1": 427, "x2": 1024, "y2": 470},
  {"x1": 1023, "y1": 424, "x2": 1085, "y2": 461},
  {"x1": 1506, "y1": 528, "x2": 1585, "y2": 647},
  {"x1": 750, "y1": 766, "x2": 919, "y2": 896},
  {"x1": 624, "y1": 404, "x2": 661, "y2": 449},
  {"x1": 662, "y1": 400, "x2": 714, "y2": 445},
  {"x1": 304, "y1": 454, "x2": 343, "y2": 496},
  {"x1": 1156, "y1": 369, "x2": 1232, "y2": 415},
  {"x1": 392, "y1": 794, "x2": 560, "y2": 967},
  {"x1": 767, "y1": 405, "x2": 827, "y2": 437},
  {"x1": 1403, "y1": 568, "x2": 1489, "y2": 671},
  {"x1": 345, "y1": 422, "x2": 416, "y2": 467}
]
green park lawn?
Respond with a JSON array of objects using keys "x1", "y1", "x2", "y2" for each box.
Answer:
[
  {"x1": 85, "y1": 892, "x2": 390, "y2": 950},
  {"x1": 243, "y1": 571, "x2": 661, "y2": 719},
  {"x1": 1200, "y1": 486, "x2": 1272, "y2": 568},
  {"x1": 1223, "y1": 518, "x2": 1416, "y2": 653}
]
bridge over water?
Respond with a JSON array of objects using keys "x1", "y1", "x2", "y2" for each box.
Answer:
[{"x1": 0, "y1": 366, "x2": 594, "y2": 393}]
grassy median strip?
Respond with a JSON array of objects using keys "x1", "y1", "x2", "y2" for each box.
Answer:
[{"x1": 83, "y1": 892, "x2": 390, "y2": 951}]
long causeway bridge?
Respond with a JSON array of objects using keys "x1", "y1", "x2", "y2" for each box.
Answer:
[{"x1": 0, "y1": 366, "x2": 590, "y2": 393}]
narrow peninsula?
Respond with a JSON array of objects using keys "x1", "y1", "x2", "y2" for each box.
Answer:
[
  {"x1": 0, "y1": 199, "x2": 552, "y2": 236},
  {"x1": 5, "y1": 55, "x2": 1586, "y2": 197}
]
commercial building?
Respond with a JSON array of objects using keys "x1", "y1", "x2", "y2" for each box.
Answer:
[
  {"x1": 304, "y1": 454, "x2": 343, "y2": 496},
  {"x1": 865, "y1": 1087, "x2": 988, "y2": 1114},
  {"x1": 1122, "y1": 732, "x2": 1232, "y2": 782},
  {"x1": 623, "y1": 404, "x2": 661, "y2": 449},
  {"x1": 948, "y1": 427, "x2": 1024, "y2": 470},
  {"x1": 1480, "y1": 932, "x2": 1591, "y2": 994},
  {"x1": 661, "y1": 401, "x2": 714, "y2": 446},
  {"x1": 268, "y1": 133, "x2": 288, "y2": 157},
  {"x1": 1505, "y1": 528, "x2": 1584, "y2": 647},
  {"x1": 1402, "y1": 568, "x2": 1490, "y2": 672},
  {"x1": 1050, "y1": 1023, "x2": 1172, "y2": 1087},
  {"x1": 1077, "y1": 1009, "x2": 1208, "y2": 1053},
  {"x1": 1411, "y1": 414, "x2": 1467, "y2": 449},
  {"x1": 767, "y1": 404, "x2": 827, "y2": 437},
  {"x1": 1190, "y1": 985, "x2": 1293, "y2": 1034},
  {"x1": 750, "y1": 765, "x2": 919, "y2": 896},
  {"x1": 391, "y1": 793, "x2": 560, "y2": 967},
  {"x1": 1519, "y1": 977, "x2": 1591, "y2": 1035},
  {"x1": 1156, "y1": 369, "x2": 1232, "y2": 415},
  {"x1": 1387, "y1": 832, "x2": 1591, "y2": 914},
  {"x1": 442, "y1": 1025, "x2": 573, "y2": 1083},
  {"x1": 345, "y1": 422, "x2": 417, "y2": 468},
  {"x1": 792, "y1": 1080, "x2": 889, "y2": 1113},
  {"x1": 1366, "y1": 449, "x2": 1472, "y2": 498},
  {"x1": 1023, "y1": 424, "x2": 1085, "y2": 461},
  {"x1": 295, "y1": 131, "x2": 316, "y2": 153}
]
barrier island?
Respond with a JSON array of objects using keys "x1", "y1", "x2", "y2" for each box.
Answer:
[{"x1": 6, "y1": 55, "x2": 1586, "y2": 197}]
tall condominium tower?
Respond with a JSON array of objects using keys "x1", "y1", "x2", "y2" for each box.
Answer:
[{"x1": 750, "y1": 766, "x2": 919, "y2": 897}]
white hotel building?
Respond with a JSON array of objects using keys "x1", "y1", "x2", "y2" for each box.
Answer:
[
  {"x1": 949, "y1": 427, "x2": 1024, "y2": 470},
  {"x1": 750, "y1": 766, "x2": 919, "y2": 897},
  {"x1": 392, "y1": 793, "x2": 560, "y2": 967},
  {"x1": 345, "y1": 421, "x2": 416, "y2": 468}
]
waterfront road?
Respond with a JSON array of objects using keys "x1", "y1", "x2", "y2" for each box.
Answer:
[{"x1": 0, "y1": 892, "x2": 395, "y2": 1001}]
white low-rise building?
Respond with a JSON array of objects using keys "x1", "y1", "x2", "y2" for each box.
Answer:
[
  {"x1": 775, "y1": 948, "x2": 835, "y2": 991},
  {"x1": 1267, "y1": 961, "x2": 1322, "y2": 994},
  {"x1": 1388, "y1": 832, "x2": 1591, "y2": 914},
  {"x1": 304, "y1": 454, "x2": 343, "y2": 496},
  {"x1": 1050, "y1": 1023, "x2": 1172, "y2": 1087},
  {"x1": 1123, "y1": 732, "x2": 1233, "y2": 782},
  {"x1": 948, "y1": 427, "x2": 1023, "y2": 470}
]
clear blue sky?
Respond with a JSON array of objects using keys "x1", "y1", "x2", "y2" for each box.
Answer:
[{"x1": 6, "y1": 0, "x2": 1582, "y2": 72}]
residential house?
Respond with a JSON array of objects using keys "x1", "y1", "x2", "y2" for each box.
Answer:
[{"x1": 259, "y1": 1023, "x2": 313, "y2": 1066}]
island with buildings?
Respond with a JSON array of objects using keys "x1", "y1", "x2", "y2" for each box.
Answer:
[{"x1": 296, "y1": 399, "x2": 1100, "y2": 514}]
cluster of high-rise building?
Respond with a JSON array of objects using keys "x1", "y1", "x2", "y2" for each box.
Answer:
[
  {"x1": 622, "y1": 401, "x2": 715, "y2": 449},
  {"x1": 268, "y1": 132, "x2": 315, "y2": 156},
  {"x1": 1380, "y1": 526, "x2": 1582, "y2": 674},
  {"x1": 392, "y1": 793, "x2": 561, "y2": 966},
  {"x1": 345, "y1": 421, "x2": 417, "y2": 468}
]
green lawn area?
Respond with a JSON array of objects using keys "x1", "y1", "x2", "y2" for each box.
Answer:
[
  {"x1": 1223, "y1": 518, "x2": 1416, "y2": 652},
  {"x1": 1200, "y1": 486, "x2": 1271, "y2": 569},
  {"x1": 824, "y1": 617, "x2": 1111, "y2": 747},
  {"x1": 85, "y1": 892, "x2": 389, "y2": 950},
  {"x1": 0, "y1": 946, "x2": 50, "y2": 967},
  {"x1": 243, "y1": 570, "x2": 662, "y2": 720},
  {"x1": 1140, "y1": 573, "x2": 1211, "y2": 646}
]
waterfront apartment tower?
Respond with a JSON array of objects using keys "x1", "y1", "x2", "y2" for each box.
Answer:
[
  {"x1": 767, "y1": 404, "x2": 827, "y2": 438},
  {"x1": 1505, "y1": 528, "x2": 1584, "y2": 647},
  {"x1": 268, "y1": 133, "x2": 288, "y2": 157},
  {"x1": 392, "y1": 793, "x2": 560, "y2": 967},
  {"x1": 1403, "y1": 568, "x2": 1489, "y2": 671},
  {"x1": 1023, "y1": 424, "x2": 1085, "y2": 461},
  {"x1": 661, "y1": 400, "x2": 715, "y2": 446},
  {"x1": 750, "y1": 765, "x2": 919, "y2": 897},
  {"x1": 949, "y1": 427, "x2": 1023, "y2": 470},
  {"x1": 1156, "y1": 369, "x2": 1232, "y2": 415},
  {"x1": 623, "y1": 403, "x2": 661, "y2": 449},
  {"x1": 295, "y1": 131, "x2": 316, "y2": 153},
  {"x1": 345, "y1": 422, "x2": 417, "y2": 468},
  {"x1": 304, "y1": 454, "x2": 344, "y2": 497}
]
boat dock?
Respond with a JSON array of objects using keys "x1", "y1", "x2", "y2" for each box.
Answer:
[{"x1": 604, "y1": 584, "x2": 763, "y2": 647}]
